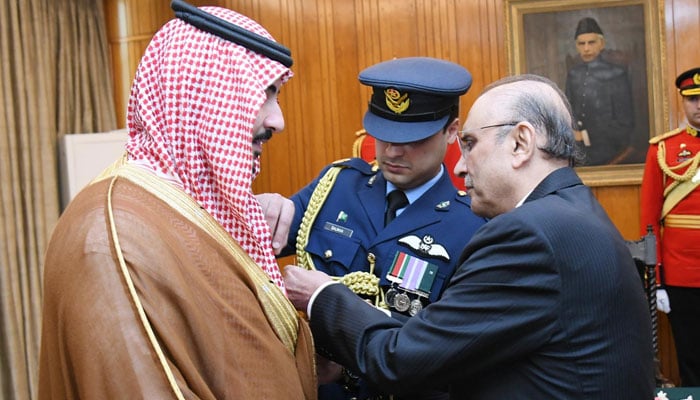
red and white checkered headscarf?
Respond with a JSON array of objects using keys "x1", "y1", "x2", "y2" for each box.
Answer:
[{"x1": 125, "y1": 7, "x2": 291, "y2": 292}]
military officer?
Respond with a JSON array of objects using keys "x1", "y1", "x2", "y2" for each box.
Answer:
[
  {"x1": 565, "y1": 17, "x2": 635, "y2": 165},
  {"x1": 640, "y1": 66, "x2": 700, "y2": 387},
  {"x1": 270, "y1": 57, "x2": 487, "y2": 400}
]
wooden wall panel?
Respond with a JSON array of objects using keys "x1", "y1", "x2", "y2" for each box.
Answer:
[
  {"x1": 216, "y1": 0, "x2": 509, "y2": 196},
  {"x1": 105, "y1": 0, "x2": 700, "y2": 386},
  {"x1": 104, "y1": 0, "x2": 212, "y2": 127},
  {"x1": 665, "y1": 0, "x2": 700, "y2": 128},
  {"x1": 592, "y1": 185, "x2": 641, "y2": 239}
]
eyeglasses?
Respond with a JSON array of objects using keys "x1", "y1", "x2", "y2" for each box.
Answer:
[
  {"x1": 458, "y1": 121, "x2": 521, "y2": 136},
  {"x1": 457, "y1": 121, "x2": 521, "y2": 154}
]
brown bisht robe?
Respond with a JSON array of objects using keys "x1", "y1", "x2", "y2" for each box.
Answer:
[{"x1": 39, "y1": 165, "x2": 317, "y2": 399}]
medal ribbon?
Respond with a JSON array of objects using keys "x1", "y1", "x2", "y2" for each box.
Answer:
[{"x1": 387, "y1": 251, "x2": 438, "y2": 295}]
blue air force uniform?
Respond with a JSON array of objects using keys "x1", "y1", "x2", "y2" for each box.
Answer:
[
  {"x1": 281, "y1": 56, "x2": 485, "y2": 400},
  {"x1": 283, "y1": 157, "x2": 486, "y2": 309}
]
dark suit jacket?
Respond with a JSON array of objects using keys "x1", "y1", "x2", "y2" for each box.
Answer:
[{"x1": 309, "y1": 167, "x2": 655, "y2": 399}]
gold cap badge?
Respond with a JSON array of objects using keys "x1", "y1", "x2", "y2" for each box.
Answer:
[{"x1": 385, "y1": 88, "x2": 410, "y2": 114}]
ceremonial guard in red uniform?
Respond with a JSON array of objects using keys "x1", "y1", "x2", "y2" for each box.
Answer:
[{"x1": 640, "y1": 66, "x2": 700, "y2": 386}]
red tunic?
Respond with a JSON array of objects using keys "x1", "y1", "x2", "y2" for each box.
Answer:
[{"x1": 640, "y1": 127, "x2": 700, "y2": 287}]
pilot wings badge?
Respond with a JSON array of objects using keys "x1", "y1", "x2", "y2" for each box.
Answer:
[{"x1": 398, "y1": 234, "x2": 449, "y2": 261}]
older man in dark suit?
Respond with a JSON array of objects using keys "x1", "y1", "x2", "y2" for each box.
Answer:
[{"x1": 284, "y1": 74, "x2": 655, "y2": 399}]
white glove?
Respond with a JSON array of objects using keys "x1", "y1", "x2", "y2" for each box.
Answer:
[{"x1": 656, "y1": 288, "x2": 671, "y2": 313}]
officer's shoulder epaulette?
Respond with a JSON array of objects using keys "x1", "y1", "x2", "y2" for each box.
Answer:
[
  {"x1": 453, "y1": 189, "x2": 471, "y2": 206},
  {"x1": 330, "y1": 157, "x2": 378, "y2": 175},
  {"x1": 649, "y1": 128, "x2": 684, "y2": 144}
]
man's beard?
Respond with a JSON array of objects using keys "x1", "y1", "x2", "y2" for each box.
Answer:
[
  {"x1": 252, "y1": 128, "x2": 273, "y2": 174},
  {"x1": 252, "y1": 128, "x2": 273, "y2": 158}
]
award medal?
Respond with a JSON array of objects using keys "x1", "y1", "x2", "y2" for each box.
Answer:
[
  {"x1": 394, "y1": 292, "x2": 411, "y2": 312},
  {"x1": 409, "y1": 299, "x2": 423, "y2": 316},
  {"x1": 384, "y1": 285, "x2": 398, "y2": 307},
  {"x1": 386, "y1": 251, "x2": 438, "y2": 314}
]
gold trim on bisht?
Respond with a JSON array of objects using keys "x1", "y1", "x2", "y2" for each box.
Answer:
[{"x1": 96, "y1": 160, "x2": 300, "y2": 355}]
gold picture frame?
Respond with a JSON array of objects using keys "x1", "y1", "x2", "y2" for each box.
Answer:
[{"x1": 505, "y1": 0, "x2": 668, "y2": 186}]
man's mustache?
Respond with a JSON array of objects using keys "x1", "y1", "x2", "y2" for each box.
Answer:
[{"x1": 253, "y1": 129, "x2": 273, "y2": 144}]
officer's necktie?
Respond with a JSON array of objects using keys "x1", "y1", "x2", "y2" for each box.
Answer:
[{"x1": 384, "y1": 190, "x2": 408, "y2": 226}]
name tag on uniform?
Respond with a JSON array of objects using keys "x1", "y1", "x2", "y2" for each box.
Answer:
[{"x1": 323, "y1": 222, "x2": 353, "y2": 238}]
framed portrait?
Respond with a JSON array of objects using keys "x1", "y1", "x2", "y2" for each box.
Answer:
[{"x1": 505, "y1": 0, "x2": 668, "y2": 186}]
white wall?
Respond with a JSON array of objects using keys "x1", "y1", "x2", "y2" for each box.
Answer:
[{"x1": 58, "y1": 129, "x2": 128, "y2": 210}]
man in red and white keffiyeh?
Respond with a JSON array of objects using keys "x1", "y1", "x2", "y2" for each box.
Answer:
[
  {"x1": 125, "y1": 6, "x2": 291, "y2": 292},
  {"x1": 39, "y1": 5, "x2": 318, "y2": 398}
]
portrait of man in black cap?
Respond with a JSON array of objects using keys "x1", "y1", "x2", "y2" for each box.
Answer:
[
  {"x1": 516, "y1": 3, "x2": 655, "y2": 169},
  {"x1": 564, "y1": 16, "x2": 636, "y2": 166}
]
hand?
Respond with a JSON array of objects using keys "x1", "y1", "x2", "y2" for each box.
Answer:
[
  {"x1": 256, "y1": 193, "x2": 294, "y2": 255},
  {"x1": 316, "y1": 355, "x2": 343, "y2": 385},
  {"x1": 656, "y1": 288, "x2": 671, "y2": 313},
  {"x1": 283, "y1": 265, "x2": 333, "y2": 311}
]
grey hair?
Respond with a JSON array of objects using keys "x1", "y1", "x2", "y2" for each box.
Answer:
[{"x1": 483, "y1": 74, "x2": 584, "y2": 166}]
